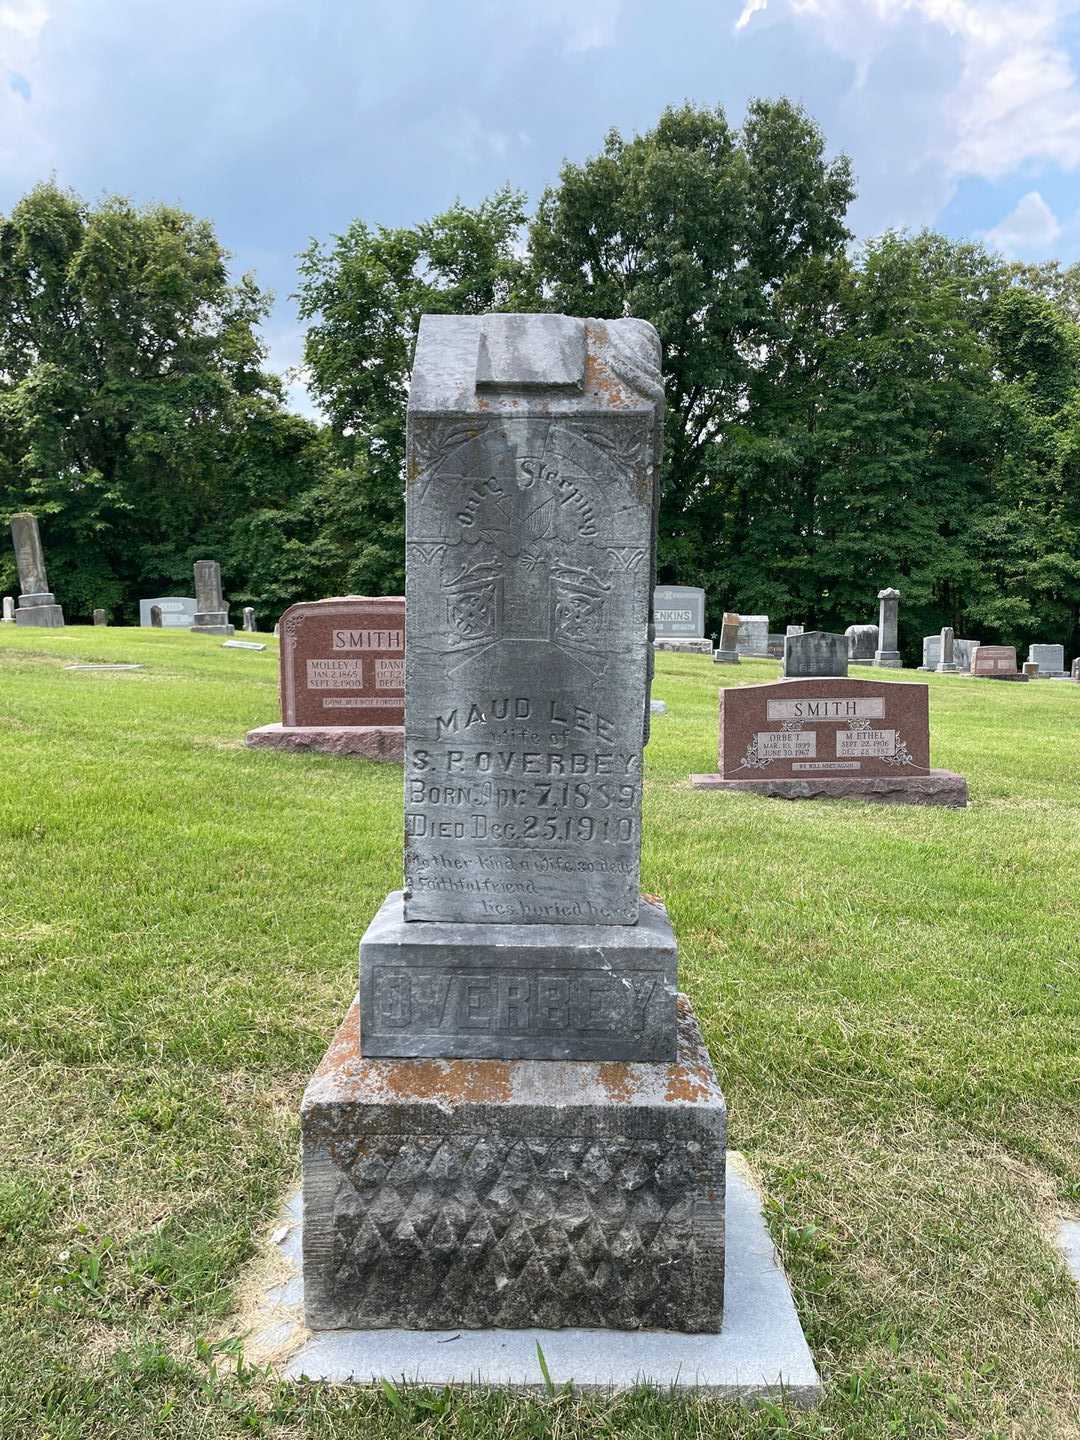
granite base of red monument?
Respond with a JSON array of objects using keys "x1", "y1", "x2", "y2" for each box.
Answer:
[
  {"x1": 244, "y1": 596, "x2": 405, "y2": 763},
  {"x1": 690, "y1": 676, "x2": 967, "y2": 808}
]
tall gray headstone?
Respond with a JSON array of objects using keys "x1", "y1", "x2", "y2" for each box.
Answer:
[
  {"x1": 190, "y1": 561, "x2": 234, "y2": 637},
  {"x1": 93, "y1": 608, "x2": 107, "y2": 627},
  {"x1": 782, "y1": 630, "x2": 848, "y2": 678},
  {"x1": 1028, "y1": 643, "x2": 1066, "y2": 676},
  {"x1": 10, "y1": 513, "x2": 64, "y2": 628},
  {"x1": 846, "y1": 623, "x2": 878, "y2": 662},
  {"x1": 714, "y1": 610, "x2": 741, "y2": 665},
  {"x1": 874, "y1": 589, "x2": 901, "y2": 668},
  {"x1": 243, "y1": 606, "x2": 256, "y2": 632},
  {"x1": 735, "y1": 615, "x2": 769, "y2": 656},
  {"x1": 1072, "y1": 657, "x2": 1079, "y2": 683},
  {"x1": 304, "y1": 312, "x2": 726, "y2": 1338},
  {"x1": 150, "y1": 605, "x2": 163, "y2": 628},
  {"x1": 955, "y1": 638, "x2": 979, "y2": 673},
  {"x1": 936, "y1": 627, "x2": 958, "y2": 673},
  {"x1": 400, "y1": 314, "x2": 662, "y2": 934},
  {"x1": 2, "y1": 596, "x2": 13, "y2": 623}
]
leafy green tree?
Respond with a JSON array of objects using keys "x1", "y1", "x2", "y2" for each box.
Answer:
[
  {"x1": 295, "y1": 189, "x2": 531, "y2": 596},
  {"x1": 0, "y1": 181, "x2": 278, "y2": 618},
  {"x1": 528, "y1": 99, "x2": 855, "y2": 617}
]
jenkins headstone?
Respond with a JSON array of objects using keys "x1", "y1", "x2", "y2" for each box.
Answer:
[{"x1": 653, "y1": 585, "x2": 705, "y2": 638}]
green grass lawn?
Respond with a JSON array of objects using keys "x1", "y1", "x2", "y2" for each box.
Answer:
[{"x1": 1, "y1": 624, "x2": 1078, "y2": 1439}]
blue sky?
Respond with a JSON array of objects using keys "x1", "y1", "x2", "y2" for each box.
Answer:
[{"x1": 4, "y1": 0, "x2": 1080, "y2": 414}]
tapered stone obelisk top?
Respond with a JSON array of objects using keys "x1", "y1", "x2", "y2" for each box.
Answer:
[
  {"x1": 874, "y1": 587, "x2": 901, "y2": 668},
  {"x1": 402, "y1": 314, "x2": 665, "y2": 927},
  {"x1": 10, "y1": 513, "x2": 64, "y2": 627}
]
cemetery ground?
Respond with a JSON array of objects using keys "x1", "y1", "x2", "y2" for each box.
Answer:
[{"x1": 0, "y1": 626, "x2": 1078, "y2": 1440}]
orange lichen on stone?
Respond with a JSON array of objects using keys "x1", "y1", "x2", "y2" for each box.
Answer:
[
  {"x1": 382, "y1": 1057, "x2": 512, "y2": 1104},
  {"x1": 598, "y1": 1062, "x2": 635, "y2": 1103},
  {"x1": 664, "y1": 1060, "x2": 716, "y2": 1105}
]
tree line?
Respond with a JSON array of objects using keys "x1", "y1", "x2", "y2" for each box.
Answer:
[{"x1": 2, "y1": 99, "x2": 1078, "y2": 659}]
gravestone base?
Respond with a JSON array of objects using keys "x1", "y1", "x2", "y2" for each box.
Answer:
[
  {"x1": 358, "y1": 891, "x2": 677, "y2": 1061},
  {"x1": 244, "y1": 722, "x2": 404, "y2": 762},
  {"x1": 301, "y1": 993, "x2": 726, "y2": 1334},
  {"x1": 713, "y1": 649, "x2": 740, "y2": 665},
  {"x1": 15, "y1": 603, "x2": 64, "y2": 627},
  {"x1": 873, "y1": 651, "x2": 902, "y2": 668},
  {"x1": 191, "y1": 610, "x2": 235, "y2": 637},
  {"x1": 689, "y1": 768, "x2": 968, "y2": 808},
  {"x1": 654, "y1": 638, "x2": 713, "y2": 655},
  {"x1": 976, "y1": 673, "x2": 1029, "y2": 683}
]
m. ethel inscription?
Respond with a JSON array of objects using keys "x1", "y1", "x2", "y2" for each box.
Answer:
[{"x1": 280, "y1": 599, "x2": 405, "y2": 726}]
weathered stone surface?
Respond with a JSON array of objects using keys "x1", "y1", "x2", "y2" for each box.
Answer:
[
  {"x1": 140, "y1": 596, "x2": 196, "y2": 628},
  {"x1": 150, "y1": 606, "x2": 162, "y2": 627},
  {"x1": 713, "y1": 611, "x2": 741, "y2": 664},
  {"x1": 786, "y1": 625, "x2": 804, "y2": 637},
  {"x1": 244, "y1": 722, "x2": 404, "y2": 762},
  {"x1": 654, "y1": 637, "x2": 713, "y2": 654},
  {"x1": 359, "y1": 891, "x2": 677, "y2": 1061},
  {"x1": 654, "y1": 585, "x2": 705, "y2": 639},
  {"x1": 714, "y1": 676, "x2": 932, "y2": 780},
  {"x1": 735, "y1": 616, "x2": 768, "y2": 656},
  {"x1": 10, "y1": 512, "x2": 64, "y2": 627},
  {"x1": 1072, "y1": 658, "x2": 1080, "y2": 682},
  {"x1": 972, "y1": 645, "x2": 1023, "y2": 678},
  {"x1": 301, "y1": 994, "x2": 725, "y2": 1333},
  {"x1": 277, "y1": 598, "x2": 404, "y2": 727},
  {"x1": 874, "y1": 588, "x2": 901, "y2": 668},
  {"x1": 845, "y1": 624, "x2": 878, "y2": 662},
  {"x1": 1022, "y1": 661, "x2": 1039, "y2": 678},
  {"x1": 243, "y1": 606, "x2": 256, "y2": 632},
  {"x1": 690, "y1": 770, "x2": 968, "y2": 807},
  {"x1": 782, "y1": 631, "x2": 847, "y2": 679},
  {"x1": 955, "y1": 638, "x2": 979, "y2": 673},
  {"x1": 93, "y1": 608, "x2": 107, "y2": 626},
  {"x1": 403, "y1": 314, "x2": 664, "y2": 927},
  {"x1": 766, "y1": 634, "x2": 785, "y2": 659},
  {"x1": 191, "y1": 560, "x2": 234, "y2": 636},
  {"x1": 1028, "y1": 643, "x2": 1066, "y2": 676}
]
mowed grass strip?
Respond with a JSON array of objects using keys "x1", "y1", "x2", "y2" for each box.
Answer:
[{"x1": 0, "y1": 625, "x2": 1078, "y2": 1439}]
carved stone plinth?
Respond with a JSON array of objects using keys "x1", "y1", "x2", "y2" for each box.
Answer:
[
  {"x1": 301, "y1": 995, "x2": 726, "y2": 1333},
  {"x1": 358, "y1": 891, "x2": 677, "y2": 1061},
  {"x1": 15, "y1": 603, "x2": 64, "y2": 628},
  {"x1": 690, "y1": 769, "x2": 968, "y2": 807}
]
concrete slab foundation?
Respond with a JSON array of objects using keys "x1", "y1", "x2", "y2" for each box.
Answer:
[
  {"x1": 690, "y1": 768, "x2": 968, "y2": 808},
  {"x1": 244, "y1": 722, "x2": 404, "y2": 762},
  {"x1": 654, "y1": 639, "x2": 713, "y2": 654},
  {"x1": 239, "y1": 1152, "x2": 820, "y2": 1403}
]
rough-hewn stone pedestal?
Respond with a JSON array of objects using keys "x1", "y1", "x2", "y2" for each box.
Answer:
[
  {"x1": 15, "y1": 599, "x2": 64, "y2": 627},
  {"x1": 244, "y1": 722, "x2": 404, "y2": 761},
  {"x1": 301, "y1": 994, "x2": 726, "y2": 1334},
  {"x1": 690, "y1": 769, "x2": 968, "y2": 807}
]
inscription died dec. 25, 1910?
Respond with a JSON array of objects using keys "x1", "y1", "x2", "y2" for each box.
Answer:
[
  {"x1": 718, "y1": 677, "x2": 931, "y2": 780},
  {"x1": 403, "y1": 313, "x2": 665, "y2": 926},
  {"x1": 277, "y1": 597, "x2": 405, "y2": 727}
]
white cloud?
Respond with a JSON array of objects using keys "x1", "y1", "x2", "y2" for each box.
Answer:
[
  {"x1": 0, "y1": 1, "x2": 48, "y2": 42},
  {"x1": 734, "y1": 0, "x2": 1080, "y2": 183},
  {"x1": 983, "y1": 189, "x2": 1063, "y2": 255}
]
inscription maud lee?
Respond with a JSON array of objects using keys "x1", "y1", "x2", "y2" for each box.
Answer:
[
  {"x1": 403, "y1": 314, "x2": 665, "y2": 925},
  {"x1": 278, "y1": 597, "x2": 405, "y2": 727}
]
